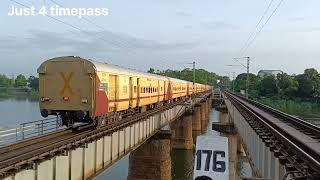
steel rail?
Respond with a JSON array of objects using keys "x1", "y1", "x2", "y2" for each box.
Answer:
[
  {"x1": 0, "y1": 92, "x2": 211, "y2": 175},
  {"x1": 224, "y1": 91, "x2": 320, "y2": 178},
  {"x1": 236, "y1": 93, "x2": 320, "y2": 135}
]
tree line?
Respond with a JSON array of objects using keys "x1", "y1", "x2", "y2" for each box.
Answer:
[
  {"x1": 0, "y1": 74, "x2": 39, "y2": 91},
  {"x1": 147, "y1": 68, "x2": 229, "y2": 86},
  {"x1": 233, "y1": 68, "x2": 320, "y2": 100}
]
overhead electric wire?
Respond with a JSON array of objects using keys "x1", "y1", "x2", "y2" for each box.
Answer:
[
  {"x1": 239, "y1": 0, "x2": 275, "y2": 55},
  {"x1": 8, "y1": 0, "x2": 156, "y2": 63},
  {"x1": 47, "y1": 0, "x2": 173, "y2": 67},
  {"x1": 240, "y1": 0, "x2": 285, "y2": 57},
  {"x1": 8, "y1": 0, "x2": 188, "y2": 69},
  {"x1": 49, "y1": 0, "x2": 136, "y2": 49}
]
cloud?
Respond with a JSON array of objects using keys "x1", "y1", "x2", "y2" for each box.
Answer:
[
  {"x1": 288, "y1": 16, "x2": 318, "y2": 23},
  {"x1": 0, "y1": 30, "x2": 199, "y2": 74},
  {"x1": 183, "y1": 25, "x2": 193, "y2": 29},
  {"x1": 0, "y1": 30, "x2": 198, "y2": 54},
  {"x1": 176, "y1": 11, "x2": 192, "y2": 18},
  {"x1": 289, "y1": 17, "x2": 308, "y2": 22},
  {"x1": 202, "y1": 21, "x2": 238, "y2": 30}
]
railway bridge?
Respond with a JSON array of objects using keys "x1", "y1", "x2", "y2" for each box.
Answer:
[
  {"x1": 221, "y1": 91, "x2": 320, "y2": 180},
  {"x1": 0, "y1": 92, "x2": 212, "y2": 180}
]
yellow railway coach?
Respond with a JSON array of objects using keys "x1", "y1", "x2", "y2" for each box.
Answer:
[{"x1": 38, "y1": 56, "x2": 211, "y2": 127}]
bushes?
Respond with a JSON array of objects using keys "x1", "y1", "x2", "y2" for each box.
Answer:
[{"x1": 258, "y1": 98, "x2": 320, "y2": 118}]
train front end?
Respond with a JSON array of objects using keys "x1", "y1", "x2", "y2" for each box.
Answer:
[{"x1": 38, "y1": 56, "x2": 95, "y2": 126}]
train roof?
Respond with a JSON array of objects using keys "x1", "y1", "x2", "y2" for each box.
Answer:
[
  {"x1": 41, "y1": 56, "x2": 190, "y2": 83},
  {"x1": 90, "y1": 59, "x2": 189, "y2": 83}
]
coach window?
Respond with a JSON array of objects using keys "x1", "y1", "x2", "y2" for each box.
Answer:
[{"x1": 123, "y1": 86, "x2": 127, "y2": 94}]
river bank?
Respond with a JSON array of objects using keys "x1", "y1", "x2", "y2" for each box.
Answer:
[{"x1": 0, "y1": 90, "x2": 39, "y2": 100}]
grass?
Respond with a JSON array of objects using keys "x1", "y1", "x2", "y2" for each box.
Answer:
[{"x1": 257, "y1": 97, "x2": 320, "y2": 119}]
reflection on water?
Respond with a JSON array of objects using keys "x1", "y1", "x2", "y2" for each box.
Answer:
[
  {"x1": 97, "y1": 155, "x2": 129, "y2": 179},
  {"x1": 172, "y1": 149, "x2": 194, "y2": 180},
  {"x1": 0, "y1": 96, "x2": 42, "y2": 126}
]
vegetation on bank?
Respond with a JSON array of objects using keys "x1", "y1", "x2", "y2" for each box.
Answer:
[
  {"x1": 0, "y1": 74, "x2": 39, "y2": 98},
  {"x1": 257, "y1": 97, "x2": 320, "y2": 118},
  {"x1": 233, "y1": 68, "x2": 320, "y2": 101},
  {"x1": 232, "y1": 68, "x2": 320, "y2": 118},
  {"x1": 147, "y1": 68, "x2": 229, "y2": 86}
]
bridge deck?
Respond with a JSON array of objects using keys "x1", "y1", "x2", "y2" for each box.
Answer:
[{"x1": 225, "y1": 91, "x2": 320, "y2": 179}]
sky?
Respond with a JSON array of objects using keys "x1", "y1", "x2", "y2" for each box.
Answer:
[{"x1": 1, "y1": 0, "x2": 320, "y2": 78}]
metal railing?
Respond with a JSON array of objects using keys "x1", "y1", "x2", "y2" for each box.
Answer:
[{"x1": 0, "y1": 116, "x2": 64, "y2": 146}]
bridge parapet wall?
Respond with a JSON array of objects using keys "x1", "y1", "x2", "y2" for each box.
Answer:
[
  {"x1": 2, "y1": 93, "x2": 212, "y2": 180},
  {"x1": 224, "y1": 96, "x2": 286, "y2": 180}
]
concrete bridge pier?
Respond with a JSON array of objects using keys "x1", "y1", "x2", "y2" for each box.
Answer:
[
  {"x1": 228, "y1": 134, "x2": 239, "y2": 180},
  {"x1": 127, "y1": 131, "x2": 172, "y2": 180},
  {"x1": 192, "y1": 105, "x2": 201, "y2": 131},
  {"x1": 206, "y1": 98, "x2": 211, "y2": 114},
  {"x1": 171, "y1": 113, "x2": 193, "y2": 149},
  {"x1": 192, "y1": 105, "x2": 202, "y2": 144},
  {"x1": 200, "y1": 103, "x2": 207, "y2": 132}
]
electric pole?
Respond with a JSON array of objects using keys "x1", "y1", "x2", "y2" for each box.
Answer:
[
  {"x1": 229, "y1": 56, "x2": 251, "y2": 98},
  {"x1": 246, "y1": 57, "x2": 250, "y2": 99},
  {"x1": 232, "y1": 72, "x2": 235, "y2": 93},
  {"x1": 193, "y1": 61, "x2": 195, "y2": 95}
]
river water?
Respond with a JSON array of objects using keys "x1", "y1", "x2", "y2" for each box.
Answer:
[{"x1": 0, "y1": 96, "x2": 42, "y2": 128}]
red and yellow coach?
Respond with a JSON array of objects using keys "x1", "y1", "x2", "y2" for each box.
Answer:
[{"x1": 38, "y1": 56, "x2": 211, "y2": 126}]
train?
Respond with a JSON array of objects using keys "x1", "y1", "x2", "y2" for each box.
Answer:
[{"x1": 38, "y1": 56, "x2": 212, "y2": 127}]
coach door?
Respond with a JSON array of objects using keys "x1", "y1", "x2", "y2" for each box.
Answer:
[
  {"x1": 157, "y1": 80, "x2": 160, "y2": 102},
  {"x1": 108, "y1": 75, "x2": 117, "y2": 111},
  {"x1": 137, "y1": 78, "x2": 140, "y2": 106},
  {"x1": 129, "y1": 77, "x2": 133, "y2": 107}
]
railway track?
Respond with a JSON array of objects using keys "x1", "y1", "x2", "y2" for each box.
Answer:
[
  {"x1": 0, "y1": 94, "x2": 209, "y2": 176},
  {"x1": 224, "y1": 91, "x2": 320, "y2": 179}
]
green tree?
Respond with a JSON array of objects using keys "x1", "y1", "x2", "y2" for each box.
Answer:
[
  {"x1": 296, "y1": 68, "x2": 320, "y2": 98},
  {"x1": 260, "y1": 75, "x2": 279, "y2": 96},
  {"x1": 151, "y1": 68, "x2": 223, "y2": 86},
  {"x1": 28, "y1": 76, "x2": 39, "y2": 90},
  {"x1": 147, "y1": 68, "x2": 155, "y2": 74},
  {"x1": 0, "y1": 74, "x2": 11, "y2": 88},
  {"x1": 234, "y1": 73, "x2": 261, "y2": 98},
  {"x1": 277, "y1": 73, "x2": 298, "y2": 97},
  {"x1": 15, "y1": 74, "x2": 28, "y2": 88}
]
